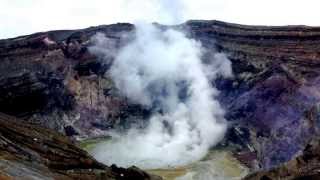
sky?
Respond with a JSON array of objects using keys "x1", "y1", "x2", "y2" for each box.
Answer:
[{"x1": 1, "y1": 0, "x2": 320, "y2": 39}]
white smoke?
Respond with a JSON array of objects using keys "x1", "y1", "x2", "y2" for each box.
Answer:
[
  {"x1": 122, "y1": 0, "x2": 187, "y2": 25},
  {"x1": 89, "y1": 22, "x2": 232, "y2": 169}
]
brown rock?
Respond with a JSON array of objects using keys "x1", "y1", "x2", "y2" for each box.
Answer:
[{"x1": 0, "y1": 113, "x2": 161, "y2": 180}]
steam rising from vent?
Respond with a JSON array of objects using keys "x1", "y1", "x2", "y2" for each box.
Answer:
[{"x1": 89, "y1": 23, "x2": 232, "y2": 169}]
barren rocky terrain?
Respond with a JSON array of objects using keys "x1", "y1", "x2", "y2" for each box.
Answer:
[{"x1": 1, "y1": 20, "x2": 320, "y2": 179}]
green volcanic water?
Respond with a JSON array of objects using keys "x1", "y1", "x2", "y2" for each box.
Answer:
[{"x1": 80, "y1": 138, "x2": 249, "y2": 180}]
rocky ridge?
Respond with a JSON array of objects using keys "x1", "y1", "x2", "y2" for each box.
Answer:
[{"x1": 1, "y1": 20, "x2": 320, "y2": 178}]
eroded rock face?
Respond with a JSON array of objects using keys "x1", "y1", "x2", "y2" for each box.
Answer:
[
  {"x1": 1, "y1": 20, "x2": 320, "y2": 173},
  {"x1": 0, "y1": 23, "x2": 140, "y2": 138},
  {"x1": 243, "y1": 138, "x2": 320, "y2": 180},
  {"x1": 0, "y1": 113, "x2": 161, "y2": 180}
]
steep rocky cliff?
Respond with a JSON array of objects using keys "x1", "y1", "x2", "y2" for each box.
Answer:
[
  {"x1": 187, "y1": 21, "x2": 320, "y2": 169},
  {"x1": 1, "y1": 20, "x2": 320, "y2": 178}
]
